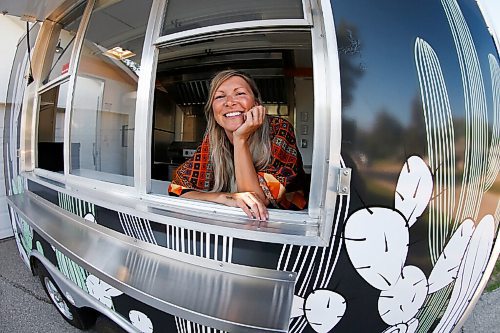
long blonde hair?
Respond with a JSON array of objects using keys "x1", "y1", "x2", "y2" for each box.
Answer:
[{"x1": 204, "y1": 70, "x2": 272, "y2": 192}]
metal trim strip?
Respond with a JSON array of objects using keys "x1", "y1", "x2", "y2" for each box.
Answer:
[{"x1": 155, "y1": 19, "x2": 312, "y2": 46}]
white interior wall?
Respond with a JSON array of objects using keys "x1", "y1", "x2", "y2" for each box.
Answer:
[
  {"x1": 101, "y1": 78, "x2": 136, "y2": 176},
  {"x1": 71, "y1": 76, "x2": 104, "y2": 170},
  {"x1": 0, "y1": 15, "x2": 24, "y2": 239}
]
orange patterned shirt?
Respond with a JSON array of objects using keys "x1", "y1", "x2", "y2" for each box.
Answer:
[{"x1": 168, "y1": 117, "x2": 307, "y2": 210}]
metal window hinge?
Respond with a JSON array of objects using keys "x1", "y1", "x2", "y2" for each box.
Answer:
[{"x1": 336, "y1": 167, "x2": 352, "y2": 195}]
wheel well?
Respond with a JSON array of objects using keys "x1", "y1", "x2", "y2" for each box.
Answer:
[
  {"x1": 29, "y1": 255, "x2": 40, "y2": 276},
  {"x1": 30, "y1": 255, "x2": 100, "y2": 322}
]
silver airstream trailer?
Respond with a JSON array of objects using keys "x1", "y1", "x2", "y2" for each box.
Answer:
[{"x1": 2, "y1": 0, "x2": 499, "y2": 332}]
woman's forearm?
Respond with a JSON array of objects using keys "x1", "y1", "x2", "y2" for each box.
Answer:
[
  {"x1": 180, "y1": 191, "x2": 227, "y2": 204},
  {"x1": 232, "y1": 139, "x2": 269, "y2": 205}
]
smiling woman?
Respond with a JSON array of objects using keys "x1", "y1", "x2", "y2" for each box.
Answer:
[
  {"x1": 150, "y1": 25, "x2": 316, "y2": 219},
  {"x1": 167, "y1": 70, "x2": 308, "y2": 219}
]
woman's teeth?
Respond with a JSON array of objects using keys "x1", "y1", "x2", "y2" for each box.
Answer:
[{"x1": 225, "y1": 111, "x2": 242, "y2": 117}]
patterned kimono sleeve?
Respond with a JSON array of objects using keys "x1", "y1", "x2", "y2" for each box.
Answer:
[
  {"x1": 167, "y1": 138, "x2": 212, "y2": 196},
  {"x1": 258, "y1": 117, "x2": 308, "y2": 210}
]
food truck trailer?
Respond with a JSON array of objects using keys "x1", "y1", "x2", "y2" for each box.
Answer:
[{"x1": 1, "y1": 0, "x2": 499, "y2": 332}]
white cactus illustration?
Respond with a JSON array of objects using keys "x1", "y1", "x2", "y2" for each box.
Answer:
[
  {"x1": 56, "y1": 249, "x2": 89, "y2": 292},
  {"x1": 382, "y1": 318, "x2": 419, "y2": 333},
  {"x1": 394, "y1": 156, "x2": 434, "y2": 228},
  {"x1": 484, "y1": 54, "x2": 500, "y2": 193},
  {"x1": 344, "y1": 207, "x2": 409, "y2": 290},
  {"x1": 433, "y1": 215, "x2": 496, "y2": 332},
  {"x1": 35, "y1": 241, "x2": 44, "y2": 256},
  {"x1": 86, "y1": 274, "x2": 123, "y2": 309},
  {"x1": 290, "y1": 294, "x2": 305, "y2": 318},
  {"x1": 20, "y1": 217, "x2": 33, "y2": 253},
  {"x1": 11, "y1": 213, "x2": 29, "y2": 266},
  {"x1": 378, "y1": 266, "x2": 428, "y2": 325},
  {"x1": 290, "y1": 290, "x2": 346, "y2": 333},
  {"x1": 11, "y1": 175, "x2": 24, "y2": 195},
  {"x1": 427, "y1": 219, "x2": 475, "y2": 293},
  {"x1": 84, "y1": 212, "x2": 96, "y2": 223},
  {"x1": 304, "y1": 289, "x2": 346, "y2": 333},
  {"x1": 129, "y1": 310, "x2": 153, "y2": 333},
  {"x1": 58, "y1": 192, "x2": 96, "y2": 221}
]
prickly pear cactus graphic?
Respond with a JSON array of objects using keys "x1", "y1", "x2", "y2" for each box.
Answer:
[
  {"x1": 19, "y1": 218, "x2": 33, "y2": 254},
  {"x1": 86, "y1": 274, "x2": 123, "y2": 310},
  {"x1": 35, "y1": 241, "x2": 44, "y2": 256},
  {"x1": 340, "y1": 156, "x2": 434, "y2": 330},
  {"x1": 58, "y1": 193, "x2": 96, "y2": 223},
  {"x1": 129, "y1": 310, "x2": 154, "y2": 333},
  {"x1": 55, "y1": 248, "x2": 90, "y2": 292},
  {"x1": 11, "y1": 175, "x2": 24, "y2": 195},
  {"x1": 11, "y1": 212, "x2": 31, "y2": 266}
]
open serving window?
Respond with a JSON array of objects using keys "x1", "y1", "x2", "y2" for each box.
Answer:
[{"x1": 143, "y1": 0, "x2": 342, "y2": 245}]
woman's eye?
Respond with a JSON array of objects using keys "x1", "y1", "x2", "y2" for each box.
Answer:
[
  {"x1": 236, "y1": 92, "x2": 246, "y2": 96},
  {"x1": 214, "y1": 95, "x2": 224, "y2": 100}
]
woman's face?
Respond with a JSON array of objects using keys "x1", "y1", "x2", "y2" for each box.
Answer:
[{"x1": 212, "y1": 75, "x2": 256, "y2": 136}]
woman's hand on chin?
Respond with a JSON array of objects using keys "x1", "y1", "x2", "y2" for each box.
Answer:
[
  {"x1": 233, "y1": 106, "x2": 266, "y2": 143},
  {"x1": 222, "y1": 192, "x2": 269, "y2": 221}
]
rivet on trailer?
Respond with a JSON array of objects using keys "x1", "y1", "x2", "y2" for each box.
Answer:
[{"x1": 1, "y1": 0, "x2": 499, "y2": 332}]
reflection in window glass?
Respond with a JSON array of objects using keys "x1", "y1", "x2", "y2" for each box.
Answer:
[
  {"x1": 162, "y1": 0, "x2": 304, "y2": 35},
  {"x1": 70, "y1": 0, "x2": 153, "y2": 185},
  {"x1": 331, "y1": 0, "x2": 498, "y2": 207},
  {"x1": 37, "y1": 82, "x2": 69, "y2": 172},
  {"x1": 44, "y1": 3, "x2": 85, "y2": 84}
]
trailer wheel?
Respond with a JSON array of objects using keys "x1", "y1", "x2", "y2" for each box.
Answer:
[{"x1": 38, "y1": 264, "x2": 96, "y2": 330}]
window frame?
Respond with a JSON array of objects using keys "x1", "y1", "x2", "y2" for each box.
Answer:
[
  {"x1": 138, "y1": 0, "x2": 343, "y2": 246},
  {"x1": 29, "y1": 0, "x2": 94, "y2": 182},
  {"x1": 156, "y1": 0, "x2": 313, "y2": 46},
  {"x1": 35, "y1": 79, "x2": 70, "y2": 176}
]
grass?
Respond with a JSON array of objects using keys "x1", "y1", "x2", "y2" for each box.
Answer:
[{"x1": 485, "y1": 257, "x2": 500, "y2": 292}]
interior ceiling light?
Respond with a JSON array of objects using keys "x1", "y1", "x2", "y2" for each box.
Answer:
[{"x1": 103, "y1": 46, "x2": 135, "y2": 60}]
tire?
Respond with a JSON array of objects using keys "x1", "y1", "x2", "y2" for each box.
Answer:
[{"x1": 37, "y1": 263, "x2": 97, "y2": 330}]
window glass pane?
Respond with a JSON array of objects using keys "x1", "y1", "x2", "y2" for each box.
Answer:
[
  {"x1": 331, "y1": 0, "x2": 498, "y2": 209},
  {"x1": 70, "y1": 0, "x2": 153, "y2": 185},
  {"x1": 162, "y1": 0, "x2": 304, "y2": 36},
  {"x1": 37, "y1": 81, "x2": 69, "y2": 172},
  {"x1": 44, "y1": 3, "x2": 86, "y2": 84},
  {"x1": 151, "y1": 31, "x2": 313, "y2": 196}
]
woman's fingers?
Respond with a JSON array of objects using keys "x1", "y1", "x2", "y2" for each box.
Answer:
[
  {"x1": 258, "y1": 105, "x2": 266, "y2": 123},
  {"x1": 247, "y1": 106, "x2": 265, "y2": 126},
  {"x1": 225, "y1": 194, "x2": 254, "y2": 219},
  {"x1": 250, "y1": 195, "x2": 268, "y2": 221},
  {"x1": 234, "y1": 106, "x2": 267, "y2": 141},
  {"x1": 251, "y1": 106, "x2": 265, "y2": 125},
  {"x1": 234, "y1": 192, "x2": 268, "y2": 221},
  {"x1": 236, "y1": 200, "x2": 254, "y2": 219}
]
